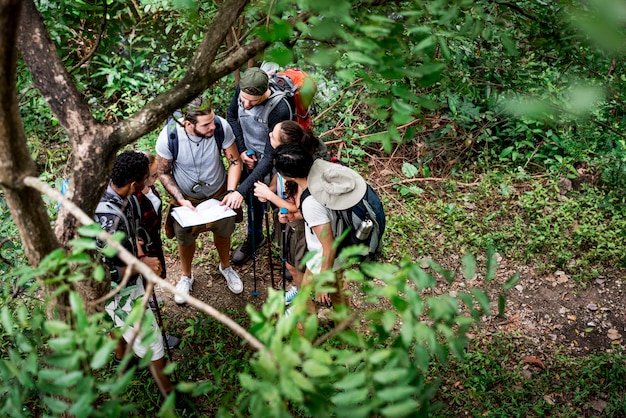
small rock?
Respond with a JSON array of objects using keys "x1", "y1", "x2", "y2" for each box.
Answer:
[
  {"x1": 590, "y1": 399, "x2": 607, "y2": 412},
  {"x1": 587, "y1": 303, "x2": 598, "y2": 311},
  {"x1": 515, "y1": 285, "x2": 524, "y2": 292},
  {"x1": 607, "y1": 329, "x2": 621, "y2": 340}
]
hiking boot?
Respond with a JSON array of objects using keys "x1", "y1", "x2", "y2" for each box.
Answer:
[
  {"x1": 165, "y1": 334, "x2": 181, "y2": 349},
  {"x1": 174, "y1": 275, "x2": 194, "y2": 305},
  {"x1": 285, "y1": 286, "x2": 298, "y2": 305},
  {"x1": 232, "y1": 234, "x2": 266, "y2": 265},
  {"x1": 219, "y1": 264, "x2": 243, "y2": 294}
]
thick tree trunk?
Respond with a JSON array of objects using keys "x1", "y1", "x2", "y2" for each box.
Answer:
[
  {"x1": 10, "y1": 0, "x2": 268, "y2": 311},
  {"x1": 0, "y1": 0, "x2": 71, "y2": 318},
  {"x1": 0, "y1": 1, "x2": 60, "y2": 266}
]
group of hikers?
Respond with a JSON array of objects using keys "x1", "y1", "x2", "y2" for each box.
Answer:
[{"x1": 92, "y1": 66, "x2": 385, "y2": 413}]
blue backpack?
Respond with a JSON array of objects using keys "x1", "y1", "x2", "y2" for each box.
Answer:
[{"x1": 166, "y1": 110, "x2": 225, "y2": 160}]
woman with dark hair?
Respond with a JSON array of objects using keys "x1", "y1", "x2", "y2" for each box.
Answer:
[
  {"x1": 272, "y1": 143, "x2": 350, "y2": 315},
  {"x1": 253, "y1": 121, "x2": 326, "y2": 308}
]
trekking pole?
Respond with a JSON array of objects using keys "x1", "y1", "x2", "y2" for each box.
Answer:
[
  {"x1": 250, "y1": 192, "x2": 258, "y2": 296},
  {"x1": 246, "y1": 150, "x2": 259, "y2": 297},
  {"x1": 279, "y1": 208, "x2": 288, "y2": 309},
  {"x1": 151, "y1": 288, "x2": 177, "y2": 379},
  {"x1": 264, "y1": 206, "x2": 276, "y2": 289}
]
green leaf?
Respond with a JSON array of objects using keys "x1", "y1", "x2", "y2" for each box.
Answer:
[
  {"x1": 44, "y1": 320, "x2": 70, "y2": 334},
  {"x1": 335, "y1": 370, "x2": 367, "y2": 390},
  {"x1": 372, "y1": 368, "x2": 408, "y2": 384},
  {"x1": 78, "y1": 223, "x2": 104, "y2": 237},
  {"x1": 381, "y1": 397, "x2": 419, "y2": 416},
  {"x1": 503, "y1": 273, "x2": 520, "y2": 290},
  {"x1": 345, "y1": 52, "x2": 378, "y2": 66},
  {"x1": 302, "y1": 359, "x2": 331, "y2": 377},
  {"x1": 331, "y1": 388, "x2": 370, "y2": 406},
  {"x1": 485, "y1": 245, "x2": 497, "y2": 282},
  {"x1": 500, "y1": 34, "x2": 518, "y2": 56},
  {"x1": 360, "y1": 262, "x2": 399, "y2": 280},
  {"x1": 461, "y1": 253, "x2": 476, "y2": 280},
  {"x1": 91, "y1": 340, "x2": 118, "y2": 369},
  {"x1": 288, "y1": 369, "x2": 316, "y2": 392},
  {"x1": 54, "y1": 370, "x2": 83, "y2": 387},
  {"x1": 381, "y1": 311, "x2": 396, "y2": 333},
  {"x1": 0, "y1": 308, "x2": 14, "y2": 335},
  {"x1": 43, "y1": 396, "x2": 68, "y2": 414},
  {"x1": 68, "y1": 237, "x2": 98, "y2": 251},
  {"x1": 471, "y1": 289, "x2": 491, "y2": 315},
  {"x1": 401, "y1": 163, "x2": 419, "y2": 179},
  {"x1": 376, "y1": 386, "x2": 417, "y2": 403},
  {"x1": 369, "y1": 349, "x2": 393, "y2": 366},
  {"x1": 498, "y1": 294, "x2": 506, "y2": 317},
  {"x1": 69, "y1": 292, "x2": 87, "y2": 332},
  {"x1": 500, "y1": 146, "x2": 514, "y2": 158}
]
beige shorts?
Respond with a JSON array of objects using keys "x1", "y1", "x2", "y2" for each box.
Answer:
[
  {"x1": 173, "y1": 215, "x2": 236, "y2": 247},
  {"x1": 273, "y1": 211, "x2": 306, "y2": 271},
  {"x1": 105, "y1": 277, "x2": 164, "y2": 361}
]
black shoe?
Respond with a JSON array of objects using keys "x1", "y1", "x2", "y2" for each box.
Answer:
[
  {"x1": 232, "y1": 235, "x2": 266, "y2": 265},
  {"x1": 112, "y1": 354, "x2": 144, "y2": 375},
  {"x1": 174, "y1": 391, "x2": 198, "y2": 416},
  {"x1": 149, "y1": 297, "x2": 164, "y2": 310},
  {"x1": 165, "y1": 334, "x2": 181, "y2": 349}
]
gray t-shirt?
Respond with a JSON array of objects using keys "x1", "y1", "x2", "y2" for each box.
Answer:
[{"x1": 156, "y1": 115, "x2": 235, "y2": 199}]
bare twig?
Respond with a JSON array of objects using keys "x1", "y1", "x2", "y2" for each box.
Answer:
[
  {"x1": 313, "y1": 313, "x2": 358, "y2": 347},
  {"x1": 68, "y1": 1, "x2": 107, "y2": 74},
  {"x1": 381, "y1": 177, "x2": 480, "y2": 189},
  {"x1": 316, "y1": 78, "x2": 364, "y2": 130},
  {"x1": 23, "y1": 176, "x2": 266, "y2": 352}
]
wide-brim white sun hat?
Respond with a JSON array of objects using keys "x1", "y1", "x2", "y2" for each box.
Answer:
[{"x1": 307, "y1": 159, "x2": 367, "y2": 210}]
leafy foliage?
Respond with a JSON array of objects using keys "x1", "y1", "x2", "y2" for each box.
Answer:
[
  {"x1": 238, "y1": 258, "x2": 499, "y2": 417},
  {"x1": 5, "y1": 0, "x2": 626, "y2": 415}
]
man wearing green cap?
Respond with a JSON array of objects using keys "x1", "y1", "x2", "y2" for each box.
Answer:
[{"x1": 224, "y1": 67, "x2": 295, "y2": 265}]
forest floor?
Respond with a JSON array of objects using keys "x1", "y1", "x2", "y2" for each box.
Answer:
[{"x1": 152, "y1": 148, "x2": 626, "y2": 380}]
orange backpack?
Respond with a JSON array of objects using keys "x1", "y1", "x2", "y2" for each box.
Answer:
[{"x1": 268, "y1": 68, "x2": 317, "y2": 130}]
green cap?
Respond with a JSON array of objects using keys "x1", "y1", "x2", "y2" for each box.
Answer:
[{"x1": 239, "y1": 67, "x2": 269, "y2": 96}]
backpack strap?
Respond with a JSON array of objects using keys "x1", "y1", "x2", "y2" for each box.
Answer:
[
  {"x1": 214, "y1": 117, "x2": 225, "y2": 149},
  {"x1": 167, "y1": 112, "x2": 225, "y2": 161},
  {"x1": 298, "y1": 188, "x2": 311, "y2": 215},
  {"x1": 257, "y1": 90, "x2": 293, "y2": 126},
  {"x1": 167, "y1": 110, "x2": 184, "y2": 160}
]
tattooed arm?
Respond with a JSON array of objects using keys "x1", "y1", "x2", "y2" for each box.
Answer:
[
  {"x1": 220, "y1": 142, "x2": 244, "y2": 209},
  {"x1": 156, "y1": 154, "x2": 194, "y2": 209}
]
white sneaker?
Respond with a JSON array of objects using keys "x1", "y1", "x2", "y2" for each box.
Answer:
[
  {"x1": 174, "y1": 275, "x2": 194, "y2": 304},
  {"x1": 285, "y1": 286, "x2": 298, "y2": 305},
  {"x1": 219, "y1": 264, "x2": 243, "y2": 294}
]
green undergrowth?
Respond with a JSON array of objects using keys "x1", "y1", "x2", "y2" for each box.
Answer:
[
  {"x1": 431, "y1": 333, "x2": 626, "y2": 417},
  {"x1": 386, "y1": 169, "x2": 626, "y2": 283}
]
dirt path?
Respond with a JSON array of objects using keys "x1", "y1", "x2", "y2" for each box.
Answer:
[{"x1": 154, "y1": 227, "x2": 626, "y2": 357}]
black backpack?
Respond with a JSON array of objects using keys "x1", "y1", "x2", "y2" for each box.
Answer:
[
  {"x1": 300, "y1": 183, "x2": 385, "y2": 260},
  {"x1": 166, "y1": 110, "x2": 225, "y2": 160}
]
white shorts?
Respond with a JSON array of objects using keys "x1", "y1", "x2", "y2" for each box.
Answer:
[{"x1": 105, "y1": 277, "x2": 165, "y2": 361}]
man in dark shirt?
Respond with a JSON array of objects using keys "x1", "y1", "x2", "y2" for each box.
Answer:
[
  {"x1": 94, "y1": 151, "x2": 183, "y2": 409},
  {"x1": 224, "y1": 67, "x2": 295, "y2": 265}
]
